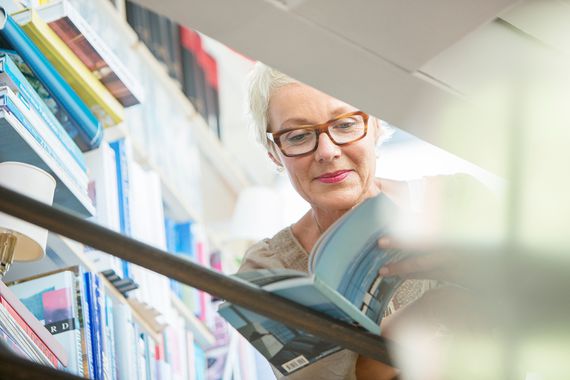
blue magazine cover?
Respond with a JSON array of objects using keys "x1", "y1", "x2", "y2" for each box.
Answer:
[{"x1": 219, "y1": 194, "x2": 407, "y2": 376}]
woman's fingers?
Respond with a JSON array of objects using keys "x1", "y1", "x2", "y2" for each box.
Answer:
[{"x1": 378, "y1": 236, "x2": 456, "y2": 280}]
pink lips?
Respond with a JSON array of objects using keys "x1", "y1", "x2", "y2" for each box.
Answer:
[{"x1": 316, "y1": 170, "x2": 351, "y2": 184}]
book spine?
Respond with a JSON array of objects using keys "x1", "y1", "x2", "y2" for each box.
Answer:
[
  {"x1": 66, "y1": 276, "x2": 85, "y2": 378},
  {"x1": 17, "y1": 10, "x2": 125, "y2": 127},
  {"x1": 104, "y1": 295, "x2": 117, "y2": 380},
  {"x1": 0, "y1": 92, "x2": 87, "y2": 196},
  {"x1": 0, "y1": 10, "x2": 102, "y2": 149},
  {"x1": 46, "y1": 1, "x2": 144, "y2": 106},
  {"x1": 109, "y1": 139, "x2": 132, "y2": 278},
  {"x1": 0, "y1": 296, "x2": 59, "y2": 368},
  {"x1": 0, "y1": 54, "x2": 86, "y2": 171},
  {"x1": 113, "y1": 304, "x2": 137, "y2": 380},
  {"x1": 83, "y1": 272, "x2": 103, "y2": 380},
  {"x1": 95, "y1": 277, "x2": 111, "y2": 380},
  {"x1": 0, "y1": 323, "x2": 31, "y2": 360},
  {"x1": 0, "y1": 302, "x2": 54, "y2": 366},
  {"x1": 78, "y1": 270, "x2": 95, "y2": 379},
  {"x1": 4, "y1": 85, "x2": 88, "y2": 188}
]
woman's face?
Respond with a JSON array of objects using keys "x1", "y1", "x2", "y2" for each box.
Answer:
[{"x1": 268, "y1": 83, "x2": 380, "y2": 212}]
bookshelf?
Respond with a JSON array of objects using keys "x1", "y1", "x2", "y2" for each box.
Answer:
[{"x1": 0, "y1": 0, "x2": 252, "y2": 378}]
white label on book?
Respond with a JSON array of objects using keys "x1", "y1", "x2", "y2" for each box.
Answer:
[{"x1": 282, "y1": 355, "x2": 310, "y2": 373}]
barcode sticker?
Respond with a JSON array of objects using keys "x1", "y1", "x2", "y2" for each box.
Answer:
[{"x1": 282, "y1": 355, "x2": 310, "y2": 373}]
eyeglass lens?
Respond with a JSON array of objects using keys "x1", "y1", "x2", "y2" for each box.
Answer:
[{"x1": 278, "y1": 114, "x2": 366, "y2": 156}]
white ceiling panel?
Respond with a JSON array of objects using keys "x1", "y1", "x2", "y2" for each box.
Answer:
[
  {"x1": 419, "y1": 19, "x2": 569, "y2": 96},
  {"x1": 288, "y1": 0, "x2": 519, "y2": 70},
  {"x1": 501, "y1": 0, "x2": 570, "y2": 57}
]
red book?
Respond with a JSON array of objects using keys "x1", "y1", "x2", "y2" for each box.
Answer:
[{"x1": 0, "y1": 280, "x2": 68, "y2": 367}]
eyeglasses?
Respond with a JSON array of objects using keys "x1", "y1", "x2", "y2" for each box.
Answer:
[{"x1": 267, "y1": 111, "x2": 369, "y2": 157}]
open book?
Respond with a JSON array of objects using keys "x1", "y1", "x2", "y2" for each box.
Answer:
[{"x1": 218, "y1": 193, "x2": 407, "y2": 376}]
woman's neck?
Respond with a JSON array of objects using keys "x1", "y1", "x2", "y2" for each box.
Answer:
[
  {"x1": 292, "y1": 180, "x2": 385, "y2": 253},
  {"x1": 291, "y1": 206, "x2": 353, "y2": 253}
]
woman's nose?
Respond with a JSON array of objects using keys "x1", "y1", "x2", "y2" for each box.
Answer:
[{"x1": 314, "y1": 132, "x2": 341, "y2": 162}]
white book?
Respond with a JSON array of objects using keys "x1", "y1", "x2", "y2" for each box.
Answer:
[
  {"x1": 84, "y1": 142, "x2": 124, "y2": 277},
  {"x1": 112, "y1": 303, "x2": 137, "y2": 380},
  {"x1": 186, "y1": 331, "x2": 196, "y2": 380},
  {"x1": 127, "y1": 163, "x2": 171, "y2": 322},
  {"x1": 143, "y1": 170, "x2": 171, "y2": 316}
]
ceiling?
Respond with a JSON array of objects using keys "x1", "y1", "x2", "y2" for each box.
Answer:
[{"x1": 130, "y1": 0, "x2": 570, "y2": 176}]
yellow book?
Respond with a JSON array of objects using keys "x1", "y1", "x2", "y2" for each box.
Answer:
[{"x1": 13, "y1": 8, "x2": 124, "y2": 127}]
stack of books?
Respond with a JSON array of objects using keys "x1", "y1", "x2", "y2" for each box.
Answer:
[{"x1": 0, "y1": 279, "x2": 67, "y2": 370}]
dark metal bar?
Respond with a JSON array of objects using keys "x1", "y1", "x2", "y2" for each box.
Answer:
[
  {"x1": 0, "y1": 184, "x2": 397, "y2": 366},
  {"x1": 0, "y1": 342, "x2": 83, "y2": 380}
]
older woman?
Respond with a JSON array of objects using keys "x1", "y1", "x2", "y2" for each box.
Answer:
[{"x1": 238, "y1": 64, "x2": 439, "y2": 379}]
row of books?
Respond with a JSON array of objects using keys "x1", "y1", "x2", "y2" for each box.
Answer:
[
  {"x1": 84, "y1": 137, "x2": 224, "y2": 376},
  {"x1": 1, "y1": 0, "x2": 145, "y2": 145},
  {"x1": 70, "y1": 0, "x2": 206, "y2": 216},
  {"x1": 125, "y1": 1, "x2": 221, "y2": 138},
  {"x1": 0, "y1": 0, "x2": 146, "y2": 216},
  {"x1": 1, "y1": 265, "x2": 209, "y2": 380},
  {"x1": 86, "y1": 137, "x2": 172, "y2": 327}
]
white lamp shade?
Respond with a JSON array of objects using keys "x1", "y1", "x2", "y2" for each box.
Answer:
[
  {"x1": 0, "y1": 162, "x2": 56, "y2": 261},
  {"x1": 231, "y1": 186, "x2": 283, "y2": 241}
]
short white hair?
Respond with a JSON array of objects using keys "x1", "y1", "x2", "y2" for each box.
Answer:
[
  {"x1": 247, "y1": 62, "x2": 394, "y2": 158},
  {"x1": 247, "y1": 62, "x2": 297, "y2": 156}
]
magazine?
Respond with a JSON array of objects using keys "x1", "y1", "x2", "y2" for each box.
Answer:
[{"x1": 218, "y1": 193, "x2": 407, "y2": 376}]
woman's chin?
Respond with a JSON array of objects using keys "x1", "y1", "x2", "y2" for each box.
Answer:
[{"x1": 312, "y1": 191, "x2": 363, "y2": 211}]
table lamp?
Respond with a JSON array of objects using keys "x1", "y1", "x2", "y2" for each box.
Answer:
[{"x1": 0, "y1": 162, "x2": 56, "y2": 278}]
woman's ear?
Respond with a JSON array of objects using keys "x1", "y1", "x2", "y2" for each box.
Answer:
[
  {"x1": 373, "y1": 117, "x2": 382, "y2": 143},
  {"x1": 268, "y1": 152, "x2": 283, "y2": 169}
]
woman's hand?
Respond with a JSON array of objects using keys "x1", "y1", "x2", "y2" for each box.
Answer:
[{"x1": 377, "y1": 237, "x2": 466, "y2": 284}]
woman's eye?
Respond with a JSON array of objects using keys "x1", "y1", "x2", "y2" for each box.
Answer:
[
  {"x1": 334, "y1": 122, "x2": 355, "y2": 131},
  {"x1": 286, "y1": 132, "x2": 311, "y2": 143}
]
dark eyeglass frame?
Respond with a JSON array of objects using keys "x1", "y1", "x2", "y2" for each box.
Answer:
[{"x1": 267, "y1": 111, "x2": 369, "y2": 157}]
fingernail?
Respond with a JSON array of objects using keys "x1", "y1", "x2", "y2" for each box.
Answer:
[
  {"x1": 379, "y1": 267, "x2": 389, "y2": 276},
  {"x1": 378, "y1": 237, "x2": 389, "y2": 248}
]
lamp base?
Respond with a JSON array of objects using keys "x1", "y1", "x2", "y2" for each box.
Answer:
[{"x1": 0, "y1": 232, "x2": 17, "y2": 278}]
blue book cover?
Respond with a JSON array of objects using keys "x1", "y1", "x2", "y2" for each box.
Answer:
[
  {"x1": 0, "y1": 9, "x2": 102, "y2": 150},
  {"x1": 109, "y1": 138, "x2": 131, "y2": 278},
  {"x1": 0, "y1": 87, "x2": 86, "y2": 194},
  {"x1": 194, "y1": 343, "x2": 207, "y2": 380},
  {"x1": 0, "y1": 92, "x2": 93, "y2": 216},
  {"x1": 164, "y1": 217, "x2": 181, "y2": 296},
  {"x1": 0, "y1": 52, "x2": 85, "y2": 171},
  {"x1": 174, "y1": 222, "x2": 195, "y2": 259},
  {"x1": 83, "y1": 272, "x2": 103, "y2": 380},
  {"x1": 76, "y1": 267, "x2": 94, "y2": 379},
  {"x1": 219, "y1": 194, "x2": 405, "y2": 376}
]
